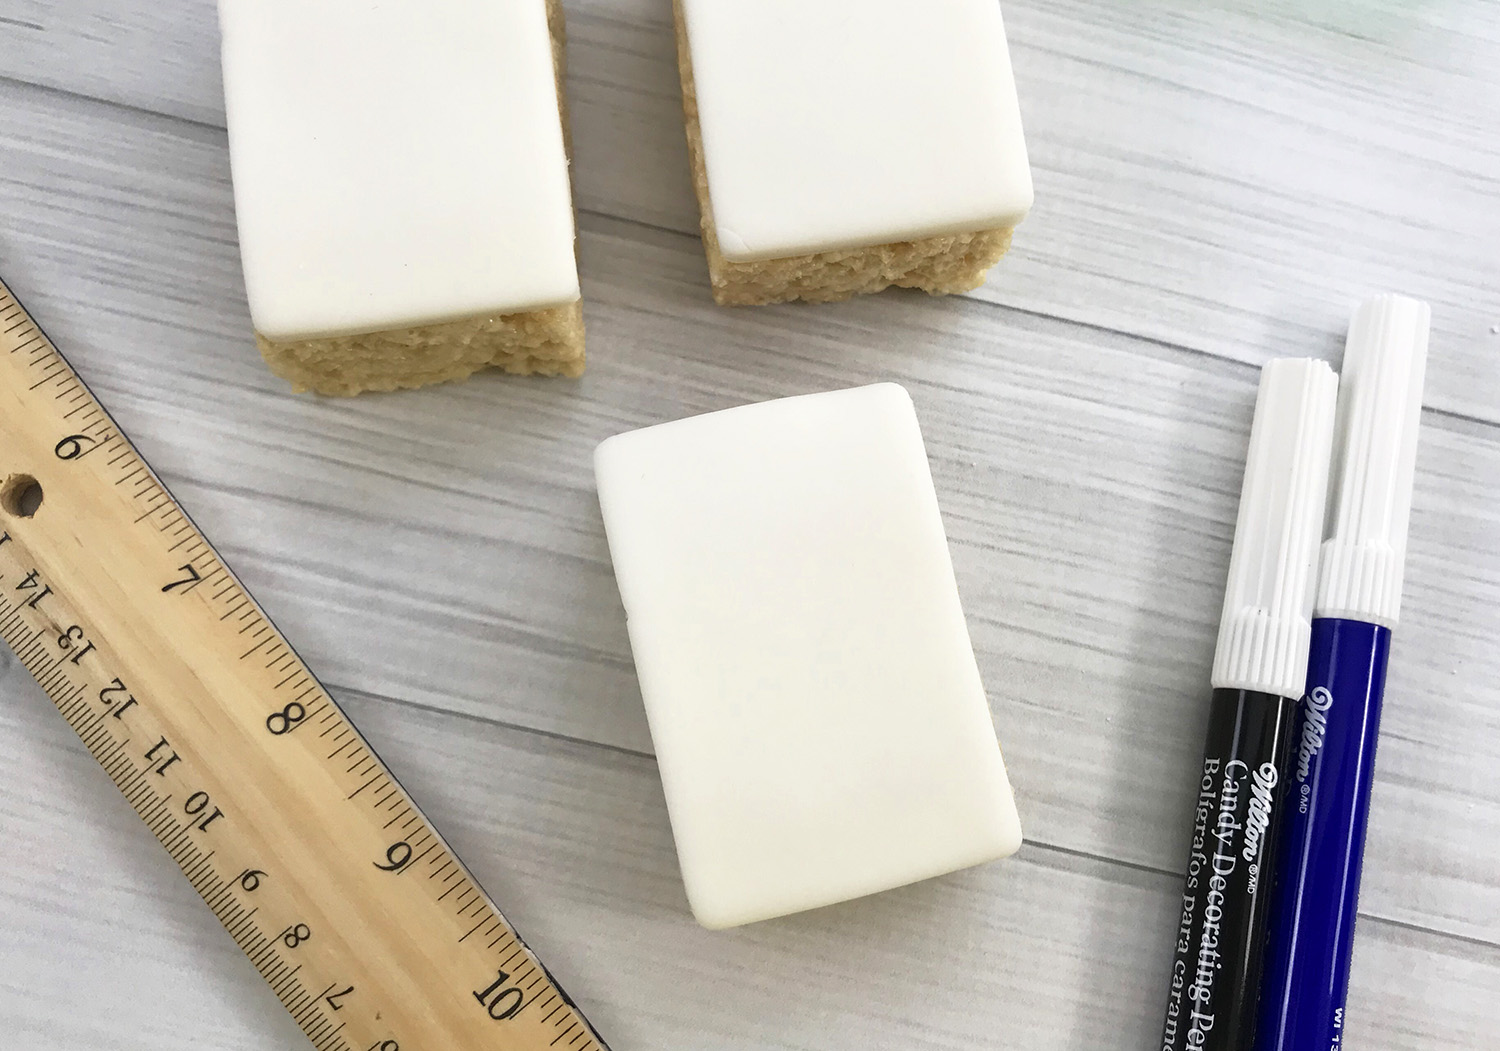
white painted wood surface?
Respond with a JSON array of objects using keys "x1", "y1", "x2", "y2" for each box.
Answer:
[{"x1": 0, "y1": 1, "x2": 1497, "y2": 1047}]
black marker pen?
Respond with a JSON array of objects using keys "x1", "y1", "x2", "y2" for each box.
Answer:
[{"x1": 1159, "y1": 358, "x2": 1338, "y2": 1051}]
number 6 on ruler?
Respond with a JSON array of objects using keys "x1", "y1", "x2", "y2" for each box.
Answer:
[{"x1": 0, "y1": 278, "x2": 610, "y2": 1050}]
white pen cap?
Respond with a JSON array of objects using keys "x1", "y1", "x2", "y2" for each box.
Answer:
[
  {"x1": 1212, "y1": 358, "x2": 1339, "y2": 697},
  {"x1": 1316, "y1": 294, "x2": 1431, "y2": 628}
]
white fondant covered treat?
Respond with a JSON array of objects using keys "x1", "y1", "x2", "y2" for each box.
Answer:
[
  {"x1": 595, "y1": 384, "x2": 1023, "y2": 928},
  {"x1": 219, "y1": 0, "x2": 584, "y2": 394},
  {"x1": 674, "y1": 0, "x2": 1033, "y2": 305}
]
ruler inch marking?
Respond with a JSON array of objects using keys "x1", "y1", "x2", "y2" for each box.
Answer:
[
  {"x1": 133, "y1": 499, "x2": 168, "y2": 524},
  {"x1": 239, "y1": 635, "x2": 274, "y2": 660},
  {"x1": 347, "y1": 774, "x2": 383, "y2": 800},
  {"x1": 0, "y1": 277, "x2": 608, "y2": 1051}
]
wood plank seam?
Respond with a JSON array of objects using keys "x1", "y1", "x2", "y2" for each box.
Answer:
[
  {"x1": 316, "y1": 677, "x2": 1500, "y2": 955},
  {"x1": 6, "y1": 40, "x2": 1490, "y2": 432},
  {"x1": 0, "y1": 10, "x2": 1495, "y2": 1041}
]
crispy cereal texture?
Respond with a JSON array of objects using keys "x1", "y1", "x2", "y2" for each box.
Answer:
[
  {"x1": 255, "y1": 0, "x2": 583, "y2": 396},
  {"x1": 257, "y1": 301, "x2": 585, "y2": 396},
  {"x1": 673, "y1": 0, "x2": 1015, "y2": 307}
]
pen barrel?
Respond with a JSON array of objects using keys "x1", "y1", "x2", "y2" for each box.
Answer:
[
  {"x1": 1161, "y1": 689, "x2": 1298, "y2": 1051},
  {"x1": 1255, "y1": 618, "x2": 1391, "y2": 1051}
]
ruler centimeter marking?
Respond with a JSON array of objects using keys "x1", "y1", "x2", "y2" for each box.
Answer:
[{"x1": 0, "y1": 277, "x2": 609, "y2": 1051}]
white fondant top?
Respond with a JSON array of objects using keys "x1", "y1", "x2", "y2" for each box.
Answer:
[
  {"x1": 679, "y1": 0, "x2": 1034, "y2": 262},
  {"x1": 595, "y1": 384, "x2": 1022, "y2": 930},
  {"x1": 219, "y1": 0, "x2": 579, "y2": 342}
]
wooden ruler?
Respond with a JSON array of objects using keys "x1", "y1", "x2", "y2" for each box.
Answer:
[{"x1": 0, "y1": 277, "x2": 610, "y2": 1051}]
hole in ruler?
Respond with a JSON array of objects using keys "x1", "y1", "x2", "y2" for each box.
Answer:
[{"x1": 1, "y1": 475, "x2": 43, "y2": 518}]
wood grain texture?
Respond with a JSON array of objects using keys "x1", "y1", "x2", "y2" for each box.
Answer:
[
  {"x1": 0, "y1": 276, "x2": 606, "y2": 1051},
  {"x1": 0, "y1": 0, "x2": 1497, "y2": 1047},
  {"x1": 4, "y1": 665, "x2": 1497, "y2": 1051},
  {"x1": 3, "y1": 0, "x2": 1497, "y2": 420}
]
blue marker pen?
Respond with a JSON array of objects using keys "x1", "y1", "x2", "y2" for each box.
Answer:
[{"x1": 1255, "y1": 294, "x2": 1430, "y2": 1051}]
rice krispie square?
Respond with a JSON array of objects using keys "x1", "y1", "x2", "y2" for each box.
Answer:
[
  {"x1": 674, "y1": 0, "x2": 1033, "y2": 306},
  {"x1": 220, "y1": 0, "x2": 584, "y2": 394}
]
